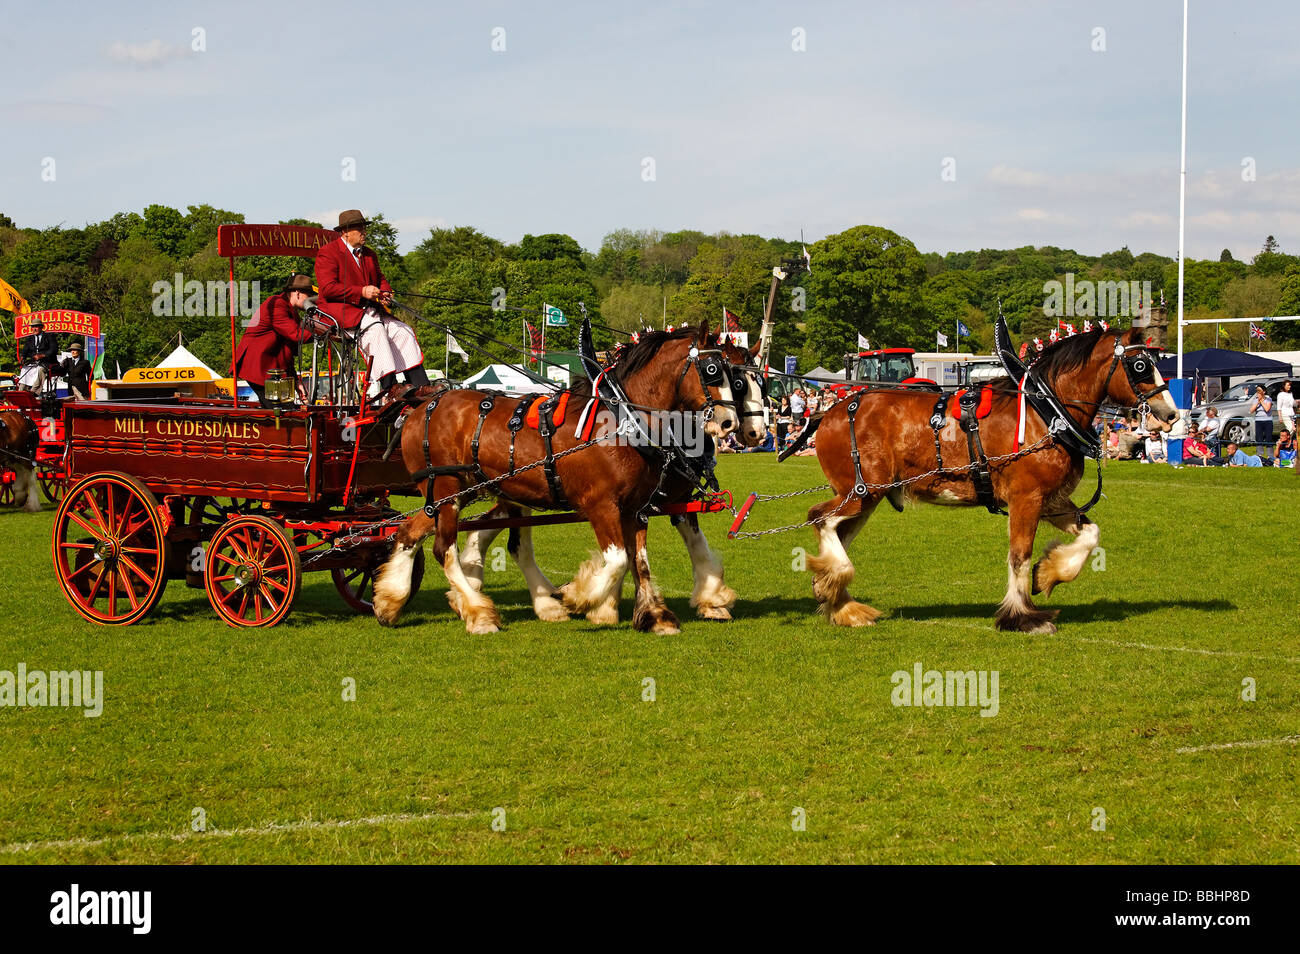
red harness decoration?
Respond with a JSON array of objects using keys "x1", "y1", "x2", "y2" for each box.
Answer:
[
  {"x1": 526, "y1": 391, "x2": 570, "y2": 430},
  {"x1": 951, "y1": 386, "x2": 994, "y2": 420}
]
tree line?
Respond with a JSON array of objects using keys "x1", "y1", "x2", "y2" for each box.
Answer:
[{"x1": 1, "y1": 205, "x2": 1296, "y2": 379}]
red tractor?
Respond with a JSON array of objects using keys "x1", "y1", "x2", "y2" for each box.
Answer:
[{"x1": 826, "y1": 347, "x2": 938, "y2": 399}]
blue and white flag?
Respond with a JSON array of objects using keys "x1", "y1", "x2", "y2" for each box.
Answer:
[
  {"x1": 957, "y1": 320, "x2": 971, "y2": 337},
  {"x1": 785, "y1": 355, "x2": 797, "y2": 375}
]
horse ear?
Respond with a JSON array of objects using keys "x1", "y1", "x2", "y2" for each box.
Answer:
[
  {"x1": 748, "y1": 338, "x2": 762, "y2": 358},
  {"x1": 696, "y1": 321, "x2": 710, "y2": 345},
  {"x1": 1122, "y1": 326, "x2": 1143, "y2": 346}
]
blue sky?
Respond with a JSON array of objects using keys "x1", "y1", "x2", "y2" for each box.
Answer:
[{"x1": 3, "y1": 0, "x2": 1298, "y2": 260}]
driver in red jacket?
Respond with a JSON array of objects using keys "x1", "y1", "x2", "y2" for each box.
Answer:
[
  {"x1": 234, "y1": 273, "x2": 321, "y2": 405},
  {"x1": 314, "y1": 209, "x2": 429, "y2": 406}
]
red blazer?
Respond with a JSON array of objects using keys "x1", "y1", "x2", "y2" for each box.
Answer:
[
  {"x1": 233, "y1": 293, "x2": 313, "y2": 386},
  {"x1": 314, "y1": 237, "x2": 392, "y2": 330}
]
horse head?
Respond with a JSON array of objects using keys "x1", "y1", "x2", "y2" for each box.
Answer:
[
  {"x1": 1105, "y1": 328, "x2": 1179, "y2": 430},
  {"x1": 714, "y1": 336, "x2": 768, "y2": 446}
]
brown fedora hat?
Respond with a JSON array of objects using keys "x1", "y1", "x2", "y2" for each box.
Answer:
[
  {"x1": 335, "y1": 209, "x2": 370, "y2": 231},
  {"x1": 69, "y1": 341, "x2": 83, "y2": 351},
  {"x1": 283, "y1": 273, "x2": 317, "y2": 296}
]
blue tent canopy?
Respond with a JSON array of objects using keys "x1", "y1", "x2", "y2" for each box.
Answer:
[{"x1": 1156, "y1": 348, "x2": 1292, "y2": 381}]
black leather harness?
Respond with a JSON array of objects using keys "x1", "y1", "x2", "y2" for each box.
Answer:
[
  {"x1": 928, "y1": 389, "x2": 1005, "y2": 515},
  {"x1": 470, "y1": 394, "x2": 497, "y2": 487},
  {"x1": 535, "y1": 391, "x2": 569, "y2": 508}
]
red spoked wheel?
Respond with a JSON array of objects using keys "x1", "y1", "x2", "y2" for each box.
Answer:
[
  {"x1": 204, "y1": 515, "x2": 300, "y2": 627},
  {"x1": 332, "y1": 547, "x2": 424, "y2": 614},
  {"x1": 52, "y1": 472, "x2": 168, "y2": 625},
  {"x1": 38, "y1": 469, "x2": 65, "y2": 504}
]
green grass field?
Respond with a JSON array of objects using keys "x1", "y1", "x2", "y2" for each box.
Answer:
[{"x1": 1, "y1": 458, "x2": 1297, "y2": 864}]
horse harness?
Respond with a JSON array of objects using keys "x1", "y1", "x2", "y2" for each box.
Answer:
[
  {"x1": 676, "y1": 346, "x2": 765, "y2": 427},
  {"x1": 927, "y1": 388, "x2": 1006, "y2": 515}
]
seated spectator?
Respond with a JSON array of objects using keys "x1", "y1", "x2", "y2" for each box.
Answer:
[
  {"x1": 795, "y1": 431, "x2": 818, "y2": 456},
  {"x1": 1199, "y1": 406, "x2": 1221, "y2": 450},
  {"x1": 786, "y1": 421, "x2": 804, "y2": 449},
  {"x1": 742, "y1": 427, "x2": 776, "y2": 453},
  {"x1": 1272, "y1": 430, "x2": 1296, "y2": 468},
  {"x1": 1144, "y1": 431, "x2": 1166, "y2": 463},
  {"x1": 1223, "y1": 442, "x2": 1263, "y2": 467},
  {"x1": 1183, "y1": 427, "x2": 1214, "y2": 466},
  {"x1": 717, "y1": 433, "x2": 742, "y2": 454}
]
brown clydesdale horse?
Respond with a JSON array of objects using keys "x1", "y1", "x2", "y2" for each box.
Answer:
[
  {"x1": 455, "y1": 338, "x2": 768, "y2": 624},
  {"x1": 806, "y1": 327, "x2": 1179, "y2": 633},
  {"x1": 0, "y1": 409, "x2": 41, "y2": 512},
  {"x1": 374, "y1": 324, "x2": 750, "y2": 634}
]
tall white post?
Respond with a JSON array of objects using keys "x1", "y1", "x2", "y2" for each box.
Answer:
[{"x1": 1176, "y1": 0, "x2": 1189, "y2": 379}]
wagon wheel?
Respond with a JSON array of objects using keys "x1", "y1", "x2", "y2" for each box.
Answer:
[
  {"x1": 38, "y1": 469, "x2": 65, "y2": 504},
  {"x1": 332, "y1": 547, "x2": 424, "y2": 614},
  {"x1": 187, "y1": 496, "x2": 251, "y2": 528},
  {"x1": 0, "y1": 471, "x2": 14, "y2": 507},
  {"x1": 204, "y1": 514, "x2": 300, "y2": 627},
  {"x1": 51, "y1": 471, "x2": 168, "y2": 625}
]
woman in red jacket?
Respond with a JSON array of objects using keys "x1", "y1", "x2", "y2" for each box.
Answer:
[{"x1": 234, "y1": 273, "x2": 319, "y2": 405}]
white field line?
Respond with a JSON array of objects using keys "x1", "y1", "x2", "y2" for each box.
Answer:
[
  {"x1": 900, "y1": 617, "x2": 1300, "y2": 665},
  {"x1": 1176, "y1": 735, "x2": 1300, "y2": 754},
  {"x1": 0, "y1": 810, "x2": 478, "y2": 855}
]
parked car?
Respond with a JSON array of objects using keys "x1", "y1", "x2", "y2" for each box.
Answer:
[{"x1": 1189, "y1": 375, "x2": 1293, "y2": 445}]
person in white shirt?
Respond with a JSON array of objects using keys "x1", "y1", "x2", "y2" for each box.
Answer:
[{"x1": 1276, "y1": 381, "x2": 1295, "y2": 435}]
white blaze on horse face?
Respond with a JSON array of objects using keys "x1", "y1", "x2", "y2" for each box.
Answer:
[
  {"x1": 736, "y1": 368, "x2": 767, "y2": 446},
  {"x1": 1146, "y1": 366, "x2": 1179, "y2": 429},
  {"x1": 705, "y1": 396, "x2": 739, "y2": 439}
]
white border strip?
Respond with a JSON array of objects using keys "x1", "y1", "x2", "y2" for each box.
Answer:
[
  {"x1": 0, "y1": 810, "x2": 477, "y2": 855},
  {"x1": 1177, "y1": 735, "x2": 1300, "y2": 754}
]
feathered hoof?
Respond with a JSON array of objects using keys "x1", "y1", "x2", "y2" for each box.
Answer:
[
  {"x1": 446, "y1": 588, "x2": 465, "y2": 619},
  {"x1": 696, "y1": 604, "x2": 732, "y2": 621},
  {"x1": 829, "y1": 600, "x2": 881, "y2": 627},
  {"x1": 464, "y1": 606, "x2": 502, "y2": 635},
  {"x1": 634, "y1": 605, "x2": 680, "y2": 634},
  {"x1": 533, "y1": 596, "x2": 570, "y2": 622},
  {"x1": 995, "y1": 606, "x2": 1059, "y2": 635},
  {"x1": 585, "y1": 603, "x2": 620, "y2": 626}
]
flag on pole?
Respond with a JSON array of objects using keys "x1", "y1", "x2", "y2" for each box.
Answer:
[
  {"x1": 526, "y1": 321, "x2": 543, "y2": 358},
  {"x1": 87, "y1": 334, "x2": 107, "y2": 379},
  {"x1": 937, "y1": 330, "x2": 949, "y2": 347},
  {"x1": 1218, "y1": 326, "x2": 1230, "y2": 339},
  {"x1": 722, "y1": 308, "x2": 743, "y2": 334},
  {"x1": 957, "y1": 320, "x2": 970, "y2": 337},
  {"x1": 543, "y1": 303, "x2": 566, "y2": 327},
  {"x1": 446, "y1": 332, "x2": 469, "y2": 363},
  {"x1": 784, "y1": 355, "x2": 797, "y2": 375},
  {"x1": 857, "y1": 333, "x2": 870, "y2": 350},
  {"x1": 802, "y1": 246, "x2": 812, "y2": 273},
  {"x1": 1250, "y1": 322, "x2": 1267, "y2": 340},
  {"x1": 0, "y1": 277, "x2": 29, "y2": 315}
]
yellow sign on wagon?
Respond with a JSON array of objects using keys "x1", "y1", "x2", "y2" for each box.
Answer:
[{"x1": 122, "y1": 366, "x2": 216, "y2": 384}]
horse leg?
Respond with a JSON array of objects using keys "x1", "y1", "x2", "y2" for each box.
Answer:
[
  {"x1": 435, "y1": 495, "x2": 503, "y2": 635},
  {"x1": 675, "y1": 514, "x2": 735, "y2": 621},
  {"x1": 458, "y1": 502, "x2": 507, "y2": 595},
  {"x1": 508, "y1": 509, "x2": 570, "y2": 622},
  {"x1": 559, "y1": 510, "x2": 629, "y2": 625},
  {"x1": 995, "y1": 496, "x2": 1059, "y2": 634},
  {"x1": 629, "y1": 515, "x2": 679, "y2": 634},
  {"x1": 372, "y1": 510, "x2": 436, "y2": 627},
  {"x1": 1032, "y1": 506, "x2": 1099, "y2": 599},
  {"x1": 17, "y1": 464, "x2": 41, "y2": 512},
  {"x1": 806, "y1": 493, "x2": 881, "y2": 626}
]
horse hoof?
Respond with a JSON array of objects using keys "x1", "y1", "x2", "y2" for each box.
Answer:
[
  {"x1": 585, "y1": 605, "x2": 619, "y2": 626},
  {"x1": 465, "y1": 609, "x2": 502, "y2": 634},
  {"x1": 831, "y1": 601, "x2": 881, "y2": 627},
  {"x1": 533, "y1": 597, "x2": 570, "y2": 622},
  {"x1": 651, "y1": 619, "x2": 681, "y2": 635},
  {"x1": 697, "y1": 605, "x2": 732, "y2": 621}
]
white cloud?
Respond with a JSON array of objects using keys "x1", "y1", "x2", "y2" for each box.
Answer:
[
  {"x1": 104, "y1": 39, "x2": 190, "y2": 67},
  {"x1": 987, "y1": 164, "x2": 1052, "y2": 188}
]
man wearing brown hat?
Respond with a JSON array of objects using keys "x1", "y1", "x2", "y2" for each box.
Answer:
[
  {"x1": 314, "y1": 209, "x2": 428, "y2": 405},
  {"x1": 60, "y1": 341, "x2": 93, "y2": 400},
  {"x1": 19, "y1": 317, "x2": 61, "y2": 390},
  {"x1": 234, "y1": 273, "x2": 321, "y2": 405}
]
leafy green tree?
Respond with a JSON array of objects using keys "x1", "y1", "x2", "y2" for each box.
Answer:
[
  {"x1": 406, "y1": 226, "x2": 506, "y2": 285},
  {"x1": 801, "y1": 225, "x2": 931, "y2": 366},
  {"x1": 517, "y1": 233, "x2": 585, "y2": 264},
  {"x1": 1272, "y1": 264, "x2": 1300, "y2": 345}
]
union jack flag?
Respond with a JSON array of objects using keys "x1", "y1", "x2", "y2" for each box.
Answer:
[{"x1": 1250, "y1": 322, "x2": 1267, "y2": 340}]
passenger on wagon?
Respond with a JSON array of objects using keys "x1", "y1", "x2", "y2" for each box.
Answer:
[
  {"x1": 19, "y1": 317, "x2": 60, "y2": 390},
  {"x1": 234, "y1": 273, "x2": 320, "y2": 406},
  {"x1": 315, "y1": 209, "x2": 429, "y2": 406},
  {"x1": 61, "y1": 341, "x2": 92, "y2": 400}
]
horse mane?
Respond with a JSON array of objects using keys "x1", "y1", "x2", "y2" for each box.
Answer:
[
  {"x1": 609, "y1": 326, "x2": 702, "y2": 382},
  {"x1": 1029, "y1": 329, "x2": 1112, "y2": 384}
]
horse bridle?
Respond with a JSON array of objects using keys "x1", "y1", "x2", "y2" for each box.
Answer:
[
  {"x1": 676, "y1": 346, "x2": 764, "y2": 424},
  {"x1": 1103, "y1": 338, "x2": 1170, "y2": 418}
]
